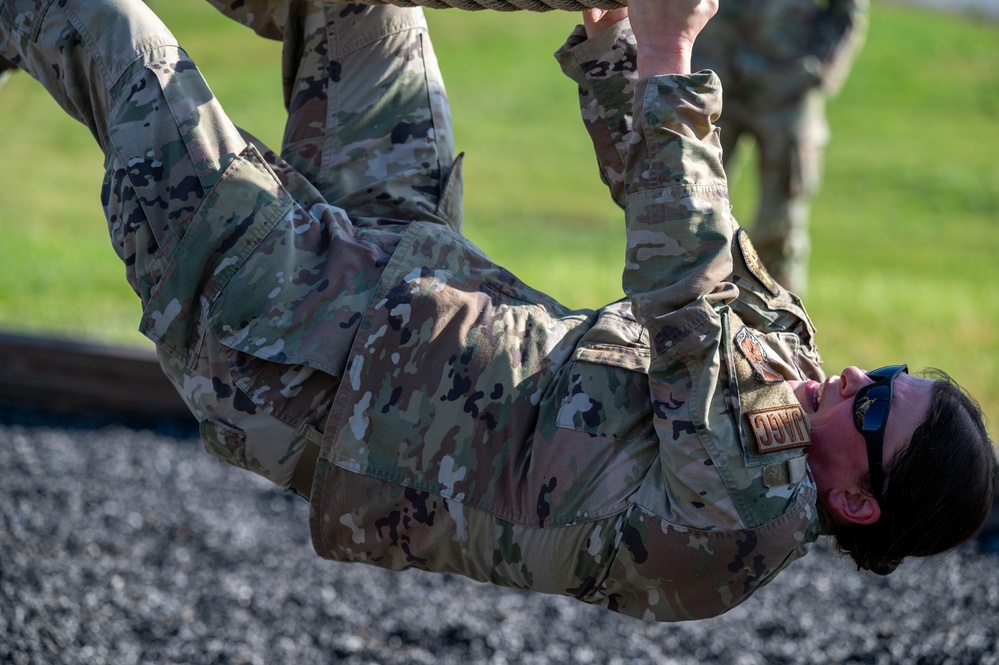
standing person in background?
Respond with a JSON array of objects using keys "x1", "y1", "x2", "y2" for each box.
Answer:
[{"x1": 692, "y1": 0, "x2": 869, "y2": 295}]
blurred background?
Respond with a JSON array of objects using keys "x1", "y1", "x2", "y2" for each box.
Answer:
[{"x1": 0, "y1": 0, "x2": 996, "y2": 433}]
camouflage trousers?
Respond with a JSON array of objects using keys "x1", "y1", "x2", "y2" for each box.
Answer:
[
  {"x1": 715, "y1": 89, "x2": 829, "y2": 296},
  {"x1": 0, "y1": 0, "x2": 462, "y2": 490}
]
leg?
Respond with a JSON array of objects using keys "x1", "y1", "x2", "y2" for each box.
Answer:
[
  {"x1": 749, "y1": 90, "x2": 829, "y2": 295},
  {"x1": 196, "y1": 1, "x2": 462, "y2": 232},
  {"x1": 0, "y1": 0, "x2": 333, "y2": 493},
  {"x1": 0, "y1": 0, "x2": 248, "y2": 306},
  {"x1": 285, "y1": 3, "x2": 462, "y2": 231}
]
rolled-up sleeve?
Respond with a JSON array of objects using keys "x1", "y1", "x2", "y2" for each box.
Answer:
[
  {"x1": 555, "y1": 22, "x2": 638, "y2": 209},
  {"x1": 623, "y1": 74, "x2": 734, "y2": 345}
]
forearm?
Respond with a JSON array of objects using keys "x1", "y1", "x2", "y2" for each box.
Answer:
[
  {"x1": 622, "y1": 74, "x2": 732, "y2": 330},
  {"x1": 555, "y1": 22, "x2": 639, "y2": 208},
  {"x1": 555, "y1": 5, "x2": 712, "y2": 210},
  {"x1": 565, "y1": 1, "x2": 733, "y2": 326}
]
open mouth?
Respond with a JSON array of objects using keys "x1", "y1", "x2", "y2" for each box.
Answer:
[{"x1": 812, "y1": 382, "x2": 824, "y2": 413}]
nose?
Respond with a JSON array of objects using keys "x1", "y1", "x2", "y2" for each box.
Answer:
[{"x1": 839, "y1": 366, "x2": 871, "y2": 397}]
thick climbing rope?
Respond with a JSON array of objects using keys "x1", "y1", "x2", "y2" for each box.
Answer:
[{"x1": 361, "y1": 0, "x2": 625, "y2": 12}]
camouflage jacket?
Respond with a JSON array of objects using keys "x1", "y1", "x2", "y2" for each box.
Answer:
[
  {"x1": 306, "y1": 26, "x2": 825, "y2": 621},
  {"x1": 140, "y1": 22, "x2": 826, "y2": 621}
]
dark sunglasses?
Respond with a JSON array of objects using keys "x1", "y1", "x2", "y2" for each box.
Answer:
[{"x1": 853, "y1": 364, "x2": 908, "y2": 502}]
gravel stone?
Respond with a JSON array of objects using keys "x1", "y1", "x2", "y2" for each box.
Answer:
[{"x1": 2, "y1": 405, "x2": 997, "y2": 664}]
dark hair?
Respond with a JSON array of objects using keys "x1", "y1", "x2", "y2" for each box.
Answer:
[{"x1": 830, "y1": 370, "x2": 998, "y2": 575}]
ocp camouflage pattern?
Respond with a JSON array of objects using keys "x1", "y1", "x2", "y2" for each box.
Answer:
[{"x1": 1, "y1": 0, "x2": 826, "y2": 622}]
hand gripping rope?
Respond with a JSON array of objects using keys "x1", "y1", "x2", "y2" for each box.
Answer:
[{"x1": 361, "y1": 0, "x2": 625, "y2": 11}]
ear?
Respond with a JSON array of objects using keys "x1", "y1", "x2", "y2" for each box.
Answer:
[{"x1": 825, "y1": 488, "x2": 881, "y2": 526}]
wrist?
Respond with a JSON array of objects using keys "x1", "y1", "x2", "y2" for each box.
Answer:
[{"x1": 636, "y1": 43, "x2": 692, "y2": 78}]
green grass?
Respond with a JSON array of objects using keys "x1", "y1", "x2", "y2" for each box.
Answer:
[
  {"x1": 1, "y1": 2, "x2": 997, "y2": 436},
  {"x1": 800, "y1": 2, "x2": 999, "y2": 432}
]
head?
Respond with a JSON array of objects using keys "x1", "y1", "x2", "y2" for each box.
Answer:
[{"x1": 791, "y1": 367, "x2": 998, "y2": 575}]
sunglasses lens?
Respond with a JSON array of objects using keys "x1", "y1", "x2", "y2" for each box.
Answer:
[
  {"x1": 857, "y1": 396, "x2": 890, "y2": 431},
  {"x1": 853, "y1": 365, "x2": 906, "y2": 503}
]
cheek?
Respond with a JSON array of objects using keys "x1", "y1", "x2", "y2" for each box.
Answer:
[
  {"x1": 807, "y1": 409, "x2": 836, "y2": 445},
  {"x1": 808, "y1": 403, "x2": 861, "y2": 457},
  {"x1": 815, "y1": 399, "x2": 856, "y2": 439}
]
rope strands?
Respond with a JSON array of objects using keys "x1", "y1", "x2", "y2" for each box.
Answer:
[{"x1": 360, "y1": 0, "x2": 626, "y2": 12}]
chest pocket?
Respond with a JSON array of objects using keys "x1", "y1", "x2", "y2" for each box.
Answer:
[
  {"x1": 531, "y1": 302, "x2": 657, "y2": 524},
  {"x1": 555, "y1": 302, "x2": 655, "y2": 443},
  {"x1": 728, "y1": 324, "x2": 812, "y2": 470}
]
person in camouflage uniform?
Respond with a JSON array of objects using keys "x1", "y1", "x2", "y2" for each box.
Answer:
[
  {"x1": 1, "y1": 0, "x2": 993, "y2": 623},
  {"x1": 691, "y1": 0, "x2": 869, "y2": 294}
]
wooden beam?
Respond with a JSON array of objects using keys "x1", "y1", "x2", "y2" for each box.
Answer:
[{"x1": 0, "y1": 331, "x2": 192, "y2": 420}]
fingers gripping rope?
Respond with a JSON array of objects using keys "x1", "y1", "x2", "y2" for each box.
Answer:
[{"x1": 362, "y1": 0, "x2": 625, "y2": 11}]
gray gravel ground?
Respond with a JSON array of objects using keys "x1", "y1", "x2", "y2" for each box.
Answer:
[{"x1": 2, "y1": 405, "x2": 998, "y2": 665}]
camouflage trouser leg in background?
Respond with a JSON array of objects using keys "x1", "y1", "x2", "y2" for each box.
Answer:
[{"x1": 717, "y1": 88, "x2": 830, "y2": 297}]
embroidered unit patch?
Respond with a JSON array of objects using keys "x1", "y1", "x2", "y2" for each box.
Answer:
[
  {"x1": 737, "y1": 228, "x2": 781, "y2": 297},
  {"x1": 746, "y1": 405, "x2": 812, "y2": 454},
  {"x1": 736, "y1": 326, "x2": 784, "y2": 384}
]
